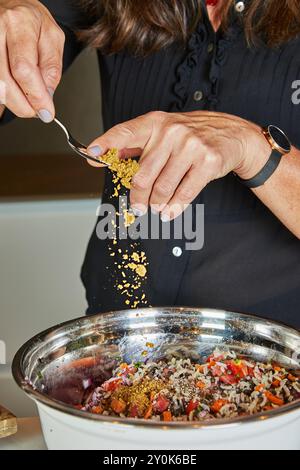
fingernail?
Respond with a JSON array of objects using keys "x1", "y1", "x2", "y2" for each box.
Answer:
[
  {"x1": 37, "y1": 109, "x2": 53, "y2": 123},
  {"x1": 131, "y1": 206, "x2": 146, "y2": 217},
  {"x1": 88, "y1": 145, "x2": 102, "y2": 157},
  {"x1": 48, "y1": 87, "x2": 55, "y2": 98},
  {"x1": 161, "y1": 213, "x2": 170, "y2": 223}
]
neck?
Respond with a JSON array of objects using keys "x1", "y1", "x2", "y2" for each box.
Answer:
[{"x1": 207, "y1": 0, "x2": 227, "y2": 32}]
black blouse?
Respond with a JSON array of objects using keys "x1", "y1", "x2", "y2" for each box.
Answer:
[{"x1": 5, "y1": 0, "x2": 300, "y2": 327}]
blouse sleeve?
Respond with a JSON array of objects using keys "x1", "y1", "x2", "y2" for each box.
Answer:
[{"x1": 1, "y1": 0, "x2": 86, "y2": 125}]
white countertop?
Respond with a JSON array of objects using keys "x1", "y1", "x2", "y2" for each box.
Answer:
[{"x1": 0, "y1": 418, "x2": 47, "y2": 450}]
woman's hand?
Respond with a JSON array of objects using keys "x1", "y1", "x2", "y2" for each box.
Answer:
[
  {"x1": 88, "y1": 111, "x2": 270, "y2": 220},
  {"x1": 0, "y1": 0, "x2": 65, "y2": 121}
]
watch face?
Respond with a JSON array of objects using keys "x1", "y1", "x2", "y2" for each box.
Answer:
[{"x1": 268, "y1": 125, "x2": 291, "y2": 153}]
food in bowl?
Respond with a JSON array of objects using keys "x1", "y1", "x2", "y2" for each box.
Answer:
[{"x1": 79, "y1": 349, "x2": 300, "y2": 422}]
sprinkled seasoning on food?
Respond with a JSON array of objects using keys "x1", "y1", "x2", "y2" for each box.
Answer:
[
  {"x1": 79, "y1": 349, "x2": 300, "y2": 421},
  {"x1": 102, "y1": 148, "x2": 149, "y2": 308}
]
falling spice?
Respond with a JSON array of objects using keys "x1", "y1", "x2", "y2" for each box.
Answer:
[
  {"x1": 101, "y1": 148, "x2": 140, "y2": 192},
  {"x1": 102, "y1": 148, "x2": 149, "y2": 309}
]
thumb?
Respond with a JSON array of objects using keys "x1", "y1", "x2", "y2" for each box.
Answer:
[{"x1": 87, "y1": 112, "x2": 158, "y2": 158}]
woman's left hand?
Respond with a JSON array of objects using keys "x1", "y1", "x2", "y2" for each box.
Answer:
[{"x1": 87, "y1": 111, "x2": 270, "y2": 220}]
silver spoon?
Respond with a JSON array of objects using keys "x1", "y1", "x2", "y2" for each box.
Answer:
[{"x1": 53, "y1": 118, "x2": 110, "y2": 166}]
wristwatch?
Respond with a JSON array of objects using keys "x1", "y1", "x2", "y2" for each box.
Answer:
[{"x1": 237, "y1": 125, "x2": 292, "y2": 189}]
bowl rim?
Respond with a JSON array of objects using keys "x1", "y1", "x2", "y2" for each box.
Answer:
[{"x1": 12, "y1": 307, "x2": 300, "y2": 430}]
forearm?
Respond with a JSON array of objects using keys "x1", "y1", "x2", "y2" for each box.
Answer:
[{"x1": 253, "y1": 146, "x2": 300, "y2": 239}]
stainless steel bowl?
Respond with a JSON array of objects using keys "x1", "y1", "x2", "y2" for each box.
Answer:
[{"x1": 12, "y1": 307, "x2": 300, "y2": 449}]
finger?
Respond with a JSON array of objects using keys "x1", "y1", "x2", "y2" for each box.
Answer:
[
  {"x1": 161, "y1": 166, "x2": 207, "y2": 221},
  {"x1": 86, "y1": 157, "x2": 107, "y2": 168},
  {"x1": 6, "y1": 23, "x2": 55, "y2": 122},
  {"x1": 39, "y1": 22, "x2": 64, "y2": 95},
  {"x1": 129, "y1": 141, "x2": 172, "y2": 215},
  {"x1": 87, "y1": 111, "x2": 166, "y2": 157},
  {"x1": 149, "y1": 153, "x2": 192, "y2": 212},
  {"x1": 0, "y1": 104, "x2": 5, "y2": 118},
  {"x1": 0, "y1": 32, "x2": 36, "y2": 117}
]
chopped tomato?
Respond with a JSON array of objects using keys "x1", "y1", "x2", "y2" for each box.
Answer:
[
  {"x1": 162, "y1": 411, "x2": 172, "y2": 422},
  {"x1": 186, "y1": 400, "x2": 199, "y2": 415},
  {"x1": 220, "y1": 374, "x2": 237, "y2": 385},
  {"x1": 91, "y1": 405, "x2": 103, "y2": 414},
  {"x1": 153, "y1": 395, "x2": 170, "y2": 413},
  {"x1": 144, "y1": 404, "x2": 153, "y2": 420},
  {"x1": 111, "y1": 398, "x2": 126, "y2": 414},
  {"x1": 102, "y1": 378, "x2": 121, "y2": 392},
  {"x1": 264, "y1": 391, "x2": 284, "y2": 406},
  {"x1": 211, "y1": 399, "x2": 228, "y2": 413},
  {"x1": 129, "y1": 405, "x2": 139, "y2": 418}
]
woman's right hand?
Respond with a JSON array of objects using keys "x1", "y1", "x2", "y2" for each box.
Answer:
[{"x1": 0, "y1": 0, "x2": 65, "y2": 122}]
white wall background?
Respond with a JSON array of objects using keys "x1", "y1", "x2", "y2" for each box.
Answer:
[{"x1": 0, "y1": 199, "x2": 99, "y2": 416}]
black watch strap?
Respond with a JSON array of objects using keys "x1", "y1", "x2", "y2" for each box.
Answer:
[{"x1": 236, "y1": 149, "x2": 283, "y2": 189}]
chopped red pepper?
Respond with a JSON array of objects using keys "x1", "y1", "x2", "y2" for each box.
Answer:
[{"x1": 186, "y1": 400, "x2": 199, "y2": 415}]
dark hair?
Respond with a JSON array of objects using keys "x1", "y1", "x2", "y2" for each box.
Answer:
[{"x1": 78, "y1": 0, "x2": 300, "y2": 55}]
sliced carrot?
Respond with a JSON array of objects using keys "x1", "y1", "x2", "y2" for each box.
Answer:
[
  {"x1": 211, "y1": 399, "x2": 228, "y2": 413},
  {"x1": 162, "y1": 411, "x2": 172, "y2": 422},
  {"x1": 111, "y1": 398, "x2": 126, "y2": 414},
  {"x1": 274, "y1": 366, "x2": 282, "y2": 372},
  {"x1": 144, "y1": 404, "x2": 153, "y2": 420},
  {"x1": 272, "y1": 380, "x2": 280, "y2": 388},
  {"x1": 196, "y1": 381, "x2": 206, "y2": 389},
  {"x1": 264, "y1": 391, "x2": 284, "y2": 406},
  {"x1": 255, "y1": 384, "x2": 265, "y2": 392},
  {"x1": 91, "y1": 405, "x2": 103, "y2": 414}
]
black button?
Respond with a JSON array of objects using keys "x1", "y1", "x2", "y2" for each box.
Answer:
[
  {"x1": 207, "y1": 43, "x2": 214, "y2": 54},
  {"x1": 193, "y1": 90, "x2": 204, "y2": 102}
]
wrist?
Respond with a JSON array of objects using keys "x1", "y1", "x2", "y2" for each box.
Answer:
[{"x1": 234, "y1": 125, "x2": 271, "y2": 180}]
